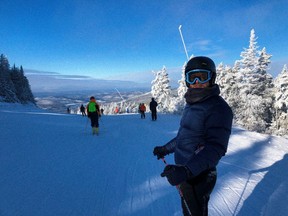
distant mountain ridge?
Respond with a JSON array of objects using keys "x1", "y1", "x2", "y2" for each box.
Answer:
[{"x1": 25, "y1": 69, "x2": 151, "y2": 93}]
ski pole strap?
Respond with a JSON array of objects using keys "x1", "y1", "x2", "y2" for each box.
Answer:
[{"x1": 161, "y1": 157, "x2": 168, "y2": 165}]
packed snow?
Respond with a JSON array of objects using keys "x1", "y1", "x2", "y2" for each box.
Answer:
[{"x1": 1, "y1": 103, "x2": 288, "y2": 216}]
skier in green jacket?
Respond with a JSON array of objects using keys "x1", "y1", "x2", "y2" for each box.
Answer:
[{"x1": 87, "y1": 96, "x2": 100, "y2": 135}]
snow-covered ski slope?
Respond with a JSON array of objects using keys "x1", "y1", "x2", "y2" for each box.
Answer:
[{"x1": 1, "y1": 103, "x2": 288, "y2": 216}]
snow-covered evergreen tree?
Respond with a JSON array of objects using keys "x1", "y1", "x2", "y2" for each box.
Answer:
[
  {"x1": 228, "y1": 61, "x2": 244, "y2": 120},
  {"x1": 240, "y1": 29, "x2": 258, "y2": 71},
  {"x1": 151, "y1": 69, "x2": 162, "y2": 100},
  {"x1": 177, "y1": 63, "x2": 187, "y2": 102},
  {"x1": 240, "y1": 94, "x2": 269, "y2": 132},
  {"x1": 235, "y1": 29, "x2": 274, "y2": 133},
  {"x1": 151, "y1": 66, "x2": 172, "y2": 112},
  {"x1": 258, "y1": 47, "x2": 272, "y2": 73},
  {"x1": 168, "y1": 62, "x2": 187, "y2": 114},
  {"x1": 216, "y1": 63, "x2": 238, "y2": 106},
  {"x1": 272, "y1": 64, "x2": 288, "y2": 135},
  {"x1": 0, "y1": 54, "x2": 19, "y2": 103},
  {"x1": 215, "y1": 62, "x2": 225, "y2": 88},
  {"x1": 0, "y1": 54, "x2": 35, "y2": 104},
  {"x1": 10, "y1": 65, "x2": 35, "y2": 104}
]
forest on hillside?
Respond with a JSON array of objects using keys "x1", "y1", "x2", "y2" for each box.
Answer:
[{"x1": 0, "y1": 54, "x2": 35, "y2": 104}]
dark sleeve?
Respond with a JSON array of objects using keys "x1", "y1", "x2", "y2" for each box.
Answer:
[
  {"x1": 164, "y1": 137, "x2": 177, "y2": 154},
  {"x1": 186, "y1": 102, "x2": 233, "y2": 176}
]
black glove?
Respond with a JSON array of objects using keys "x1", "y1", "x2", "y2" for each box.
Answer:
[
  {"x1": 160, "y1": 165, "x2": 193, "y2": 186},
  {"x1": 153, "y1": 146, "x2": 168, "y2": 159}
]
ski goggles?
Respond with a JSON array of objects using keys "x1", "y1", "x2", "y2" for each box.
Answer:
[{"x1": 185, "y1": 69, "x2": 212, "y2": 85}]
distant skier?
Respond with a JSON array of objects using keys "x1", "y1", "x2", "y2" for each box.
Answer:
[
  {"x1": 80, "y1": 104, "x2": 86, "y2": 116},
  {"x1": 87, "y1": 96, "x2": 100, "y2": 135},
  {"x1": 139, "y1": 103, "x2": 146, "y2": 119},
  {"x1": 114, "y1": 106, "x2": 119, "y2": 114},
  {"x1": 153, "y1": 56, "x2": 233, "y2": 216},
  {"x1": 149, "y1": 98, "x2": 158, "y2": 121}
]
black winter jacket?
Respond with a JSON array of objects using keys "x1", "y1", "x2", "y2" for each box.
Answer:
[
  {"x1": 164, "y1": 85, "x2": 233, "y2": 176},
  {"x1": 149, "y1": 99, "x2": 158, "y2": 111}
]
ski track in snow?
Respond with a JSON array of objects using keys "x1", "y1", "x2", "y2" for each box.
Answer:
[{"x1": 1, "y1": 104, "x2": 288, "y2": 216}]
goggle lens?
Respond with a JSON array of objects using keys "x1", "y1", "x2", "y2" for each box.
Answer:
[{"x1": 186, "y1": 69, "x2": 211, "y2": 85}]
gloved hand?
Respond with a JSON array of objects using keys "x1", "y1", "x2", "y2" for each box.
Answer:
[
  {"x1": 153, "y1": 146, "x2": 168, "y2": 159},
  {"x1": 160, "y1": 165, "x2": 193, "y2": 186}
]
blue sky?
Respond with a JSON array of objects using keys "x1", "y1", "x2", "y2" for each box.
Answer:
[{"x1": 1, "y1": 0, "x2": 287, "y2": 80}]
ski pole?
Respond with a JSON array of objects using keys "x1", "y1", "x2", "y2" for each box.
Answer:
[{"x1": 161, "y1": 157, "x2": 192, "y2": 216}]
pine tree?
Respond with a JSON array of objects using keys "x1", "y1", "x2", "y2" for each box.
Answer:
[
  {"x1": 240, "y1": 29, "x2": 258, "y2": 71},
  {"x1": 10, "y1": 65, "x2": 22, "y2": 99},
  {"x1": 216, "y1": 62, "x2": 225, "y2": 88},
  {"x1": 258, "y1": 47, "x2": 272, "y2": 73},
  {"x1": 177, "y1": 63, "x2": 187, "y2": 101},
  {"x1": 169, "y1": 62, "x2": 187, "y2": 114},
  {"x1": 217, "y1": 64, "x2": 235, "y2": 101},
  {"x1": 151, "y1": 66, "x2": 172, "y2": 112},
  {"x1": 0, "y1": 54, "x2": 19, "y2": 103},
  {"x1": 235, "y1": 29, "x2": 273, "y2": 133},
  {"x1": 151, "y1": 69, "x2": 162, "y2": 100},
  {"x1": 0, "y1": 54, "x2": 35, "y2": 104},
  {"x1": 10, "y1": 65, "x2": 35, "y2": 104},
  {"x1": 272, "y1": 65, "x2": 288, "y2": 135},
  {"x1": 20, "y1": 66, "x2": 35, "y2": 104},
  {"x1": 216, "y1": 62, "x2": 242, "y2": 121},
  {"x1": 229, "y1": 61, "x2": 244, "y2": 122}
]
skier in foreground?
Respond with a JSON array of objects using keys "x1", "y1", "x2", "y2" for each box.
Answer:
[
  {"x1": 87, "y1": 96, "x2": 100, "y2": 135},
  {"x1": 153, "y1": 56, "x2": 233, "y2": 216}
]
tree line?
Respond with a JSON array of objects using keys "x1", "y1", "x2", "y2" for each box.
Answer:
[{"x1": 0, "y1": 54, "x2": 35, "y2": 104}]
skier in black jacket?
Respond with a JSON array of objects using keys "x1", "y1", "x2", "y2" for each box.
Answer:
[
  {"x1": 153, "y1": 56, "x2": 233, "y2": 216},
  {"x1": 149, "y1": 98, "x2": 158, "y2": 121}
]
